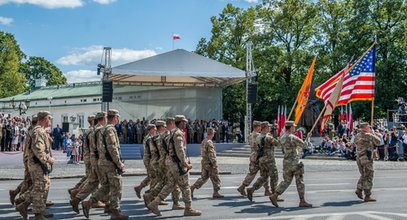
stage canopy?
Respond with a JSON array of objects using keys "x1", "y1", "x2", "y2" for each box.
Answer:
[{"x1": 111, "y1": 49, "x2": 246, "y2": 88}]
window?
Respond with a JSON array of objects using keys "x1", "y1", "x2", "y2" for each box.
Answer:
[
  {"x1": 62, "y1": 115, "x2": 68, "y2": 123},
  {"x1": 78, "y1": 115, "x2": 84, "y2": 128}
]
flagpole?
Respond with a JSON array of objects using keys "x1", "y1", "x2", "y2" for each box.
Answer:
[
  {"x1": 371, "y1": 99, "x2": 375, "y2": 126},
  {"x1": 287, "y1": 99, "x2": 297, "y2": 121},
  {"x1": 309, "y1": 104, "x2": 327, "y2": 136}
]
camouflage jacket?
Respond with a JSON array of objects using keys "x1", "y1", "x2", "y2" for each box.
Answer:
[
  {"x1": 200, "y1": 138, "x2": 217, "y2": 168},
  {"x1": 143, "y1": 133, "x2": 152, "y2": 168},
  {"x1": 150, "y1": 133, "x2": 161, "y2": 164},
  {"x1": 354, "y1": 132, "x2": 380, "y2": 158},
  {"x1": 279, "y1": 131, "x2": 306, "y2": 166},
  {"x1": 28, "y1": 125, "x2": 52, "y2": 167},
  {"x1": 256, "y1": 132, "x2": 279, "y2": 163},
  {"x1": 82, "y1": 126, "x2": 94, "y2": 164},
  {"x1": 249, "y1": 131, "x2": 260, "y2": 162},
  {"x1": 169, "y1": 128, "x2": 189, "y2": 168},
  {"x1": 98, "y1": 124, "x2": 122, "y2": 168},
  {"x1": 158, "y1": 131, "x2": 170, "y2": 163},
  {"x1": 23, "y1": 125, "x2": 34, "y2": 165}
]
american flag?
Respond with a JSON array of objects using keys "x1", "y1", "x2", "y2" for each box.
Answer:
[{"x1": 316, "y1": 45, "x2": 376, "y2": 106}]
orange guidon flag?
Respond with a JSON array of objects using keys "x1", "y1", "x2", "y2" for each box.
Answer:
[{"x1": 294, "y1": 57, "x2": 316, "y2": 124}]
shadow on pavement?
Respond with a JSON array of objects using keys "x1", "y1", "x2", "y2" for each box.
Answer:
[{"x1": 321, "y1": 200, "x2": 364, "y2": 207}]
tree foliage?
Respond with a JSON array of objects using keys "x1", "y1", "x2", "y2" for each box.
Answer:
[
  {"x1": 21, "y1": 56, "x2": 67, "y2": 89},
  {"x1": 196, "y1": 0, "x2": 407, "y2": 123}
]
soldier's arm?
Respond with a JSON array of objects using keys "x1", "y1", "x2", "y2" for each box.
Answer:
[
  {"x1": 292, "y1": 134, "x2": 306, "y2": 149},
  {"x1": 32, "y1": 129, "x2": 52, "y2": 164},
  {"x1": 150, "y1": 136, "x2": 160, "y2": 161},
  {"x1": 369, "y1": 133, "x2": 381, "y2": 147},
  {"x1": 143, "y1": 137, "x2": 151, "y2": 166},
  {"x1": 105, "y1": 127, "x2": 123, "y2": 168},
  {"x1": 207, "y1": 140, "x2": 217, "y2": 167},
  {"x1": 174, "y1": 132, "x2": 188, "y2": 167}
]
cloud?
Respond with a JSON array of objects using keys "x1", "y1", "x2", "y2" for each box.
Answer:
[
  {"x1": 64, "y1": 69, "x2": 101, "y2": 83},
  {"x1": 0, "y1": 16, "x2": 13, "y2": 26},
  {"x1": 92, "y1": 0, "x2": 116, "y2": 4},
  {"x1": 244, "y1": 0, "x2": 258, "y2": 3},
  {"x1": 57, "y1": 45, "x2": 157, "y2": 66},
  {"x1": 0, "y1": 0, "x2": 84, "y2": 9}
]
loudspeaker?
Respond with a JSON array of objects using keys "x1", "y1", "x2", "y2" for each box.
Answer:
[
  {"x1": 248, "y1": 83, "x2": 257, "y2": 104},
  {"x1": 62, "y1": 122, "x2": 69, "y2": 133},
  {"x1": 102, "y1": 80, "x2": 113, "y2": 102}
]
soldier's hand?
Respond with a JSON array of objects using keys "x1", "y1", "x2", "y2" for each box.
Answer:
[
  {"x1": 120, "y1": 163, "x2": 125, "y2": 171},
  {"x1": 186, "y1": 163, "x2": 193, "y2": 170},
  {"x1": 48, "y1": 157, "x2": 55, "y2": 165}
]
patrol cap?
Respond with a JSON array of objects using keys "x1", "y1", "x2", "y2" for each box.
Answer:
[
  {"x1": 155, "y1": 120, "x2": 166, "y2": 127},
  {"x1": 95, "y1": 112, "x2": 107, "y2": 119},
  {"x1": 261, "y1": 121, "x2": 271, "y2": 128},
  {"x1": 31, "y1": 114, "x2": 38, "y2": 123},
  {"x1": 175, "y1": 115, "x2": 188, "y2": 122},
  {"x1": 166, "y1": 117, "x2": 175, "y2": 123},
  {"x1": 207, "y1": 127, "x2": 215, "y2": 134},
  {"x1": 37, "y1": 111, "x2": 52, "y2": 120},
  {"x1": 87, "y1": 114, "x2": 95, "y2": 122},
  {"x1": 107, "y1": 109, "x2": 120, "y2": 117},
  {"x1": 359, "y1": 122, "x2": 370, "y2": 129},
  {"x1": 147, "y1": 124, "x2": 156, "y2": 130},
  {"x1": 253, "y1": 120, "x2": 261, "y2": 127},
  {"x1": 285, "y1": 121, "x2": 296, "y2": 127}
]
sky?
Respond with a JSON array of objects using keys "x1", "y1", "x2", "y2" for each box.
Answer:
[{"x1": 0, "y1": 0, "x2": 257, "y2": 83}]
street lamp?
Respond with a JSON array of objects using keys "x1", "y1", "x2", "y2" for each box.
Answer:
[{"x1": 10, "y1": 98, "x2": 31, "y2": 115}]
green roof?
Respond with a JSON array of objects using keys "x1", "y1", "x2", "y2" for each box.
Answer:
[{"x1": 0, "y1": 81, "x2": 102, "y2": 102}]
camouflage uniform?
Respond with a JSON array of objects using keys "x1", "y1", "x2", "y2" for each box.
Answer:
[
  {"x1": 238, "y1": 121, "x2": 269, "y2": 195},
  {"x1": 354, "y1": 126, "x2": 380, "y2": 200},
  {"x1": 147, "y1": 115, "x2": 201, "y2": 216},
  {"x1": 29, "y1": 124, "x2": 53, "y2": 214},
  {"x1": 191, "y1": 134, "x2": 222, "y2": 196},
  {"x1": 270, "y1": 121, "x2": 311, "y2": 208},
  {"x1": 248, "y1": 130, "x2": 279, "y2": 196}
]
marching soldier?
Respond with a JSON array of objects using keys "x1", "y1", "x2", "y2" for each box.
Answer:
[
  {"x1": 82, "y1": 109, "x2": 128, "y2": 220},
  {"x1": 134, "y1": 124, "x2": 156, "y2": 199},
  {"x1": 147, "y1": 115, "x2": 201, "y2": 216},
  {"x1": 237, "y1": 121, "x2": 271, "y2": 196},
  {"x1": 17, "y1": 111, "x2": 55, "y2": 220},
  {"x1": 69, "y1": 115, "x2": 96, "y2": 199},
  {"x1": 270, "y1": 121, "x2": 312, "y2": 208},
  {"x1": 246, "y1": 121, "x2": 282, "y2": 202},
  {"x1": 70, "y1": 112, "x2": 107, "y2": 213},
  {"x1": 354, "y1": 122, "x2": 380, "y2": 202},
  {"x1": 190, "y1": 127, "x2": 224, "y2": 199},
  {"x1": 10, "y1": 115, "x2": 38, "y2": 207}
]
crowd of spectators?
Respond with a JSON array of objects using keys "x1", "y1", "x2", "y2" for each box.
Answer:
[{"x1": 0, "y1": 115, "x2": 31, "y2": 152}]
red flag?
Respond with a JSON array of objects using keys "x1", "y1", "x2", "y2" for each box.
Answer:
[
  {"x1": 173, "y1": 34, "x2": 180, "y2": 40},
  {"x1": 277, "y1": 105, "x2": 281, "y2": 135},
  {"x1": 348, "y1": 104, "x2": 353, "y2": 133},
  {"x1": 340, "y1": 106, "x2": 345, "y2": 121}
]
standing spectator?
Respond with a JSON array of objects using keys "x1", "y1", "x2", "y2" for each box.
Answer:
[
  {"x1": 19, "y1": 123, "x2": 27, "y2": 151},
  {"x1": 388, "y1": 127, "x2": 399, "y2": 161},
  {"x1": 400, "y1": 130, "x2": 407, "y2": 160},
  {"x1": 0, "y1": 118, "x2": 3, "y2": 151},
  {"x1": 121, "y1": 120, "x2": 128, "y2": 144},
  {"x1": 52, "y1": 124, "x2": 63, "y2": 150},
  {"x1": 11, "y1": 121, "x2": 20, "y2": 151},
  {"x1": 222, "y1": 121, "x2": 229, "y2": 143},
  {"x1": 375, "y1": 129, "x2": 385, "y2": 160}
]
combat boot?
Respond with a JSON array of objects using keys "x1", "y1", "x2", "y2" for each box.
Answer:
[
  {"x1": 104, "y1": 204, "x2": 112, "y2": 213},
  {"x1": 82, "y1": 198, "x2": 96, "y2": 219},
  {"x1": 16, "y1": 201, "x2": 30, "y2": 220},
  {"x1": 246, "y1": 187, "x2": 255, "y2": 202},
  {"x1": 147, "y1": 197, "x2": 162, "y2": 216},
  {"x1": 277, "y1": 196, "x2": 285, "y2": 202},
  {"x1": 299, "y1": 198, "x2": 312, "y2": 207},
  {"x1": 269, "y1": 193, "x2": 279, "y2": 207},
  {"x1": 172, "y1": 203, "x2": 185, "y2": 210},
  {"x1": 355, "y1": 189, "x2": 363, "y2": 200},
  {"x1": 133, "y1": 185, "x2": 143, "y2": 199},
  {"x1": 70, "y1": 197, "x2": 81, "y2": 214},
  {"x1": 190, "y1": 185, "x2": 196, "y2": 198},
  {"x1": 92, "y1": 201, "x2": 106, "y2": 208},
  {"x1": 237, "y1": 185, "x2": 246, "y2": 196},
  {"x1": 184, "y1": 203, "x2": 202, "y2": 216},
  {"x1": 364, "y1": 195, "x2": 376, "y2": 202},
  {"x1": 34, "y1": 213, "x2": 46, "y2": 220},
  {"x1": 14, "y1": 197, "x2": 24, "y2": 206},
  {"x1": 68, "y1": 188, "x2": 74, "y2": 195},
  {"x1": 213, "y1": 191, "x2": 224, "y2": 199},
  {"x1": 143, "y1": 193, "x2": 153, "y2": 208},
  {"x1": 264, "y1": 189, "x2": 272, "y2": 196},
  {"x1": 110, "y1": 208, "x2": 129, "y2": 220},
  {"x1": 9, "y1": 189, "x2": 18, "y2": 205},
  {"x1": 41, "y1": 210, "x2": 54, "y2": 218}
]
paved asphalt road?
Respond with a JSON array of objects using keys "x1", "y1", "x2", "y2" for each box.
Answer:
[{"x1": 1, "y1": 168, "x2": 407, "y2": 220}]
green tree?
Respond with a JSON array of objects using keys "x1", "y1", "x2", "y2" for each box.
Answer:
[
  {"x1": 21, "y1": 56, "x2": 67, "y2": 89},
  {"x1": 0, "y1": 31, "x2": 26, "y2": 98}
]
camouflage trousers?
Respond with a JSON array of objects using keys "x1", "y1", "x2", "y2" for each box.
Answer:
[
  {"x1": 29, "y1": 165, "x2": 50, "y2": 213},
  {"x1": 91, "y1": 163, "x2": 122, "y2": 209},
  {"x1": 275, "y1": 163, "x2": 305, "y2": 199},
  {"x1": 252, "y1": 158, "x2": 278, "y2": 193},
  {"x1": 241, "y1": 160, "x2": 269, "y2": 190},
  {"x1": 150, "y1": 160, "x2": 180, "y2": 201},
  {"x1": 73, "y1": 161, "x2": 91, "y2": 190},
  {"x1": 192, "y1": 164, "x2": 221, "y2": 192},
  {"x1": 76, "y1": 160, "x2": 101, "y2": 200},
  {"x1": 15, "y1": 163, "x2": 32, "y2": 197},
  {"x1": 158, "y1": 161, "x2": 192, "y2": 206},
  {"x1": 356, "y1": 157, "x2": 374, "y2": 196}
]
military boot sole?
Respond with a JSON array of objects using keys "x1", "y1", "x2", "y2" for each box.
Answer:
[
  {"x1": 237, "y1": 187, "x2": 247, "y2": 196},
  {"x1": 184, "y1": 210, "x2": 202, "y2": 216},
  {"x1": 146, "y1": 203, "x2": 162, "y2": 216},
  {"x1": 269, "y1": 195, "x2": 279, "y2": 207},
  {"x1": 355, "y1": 190, "x2": 363, "y2": 200},
  {"x1": 16, "y1": 203, "x2": 28, "y2": 220}
]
